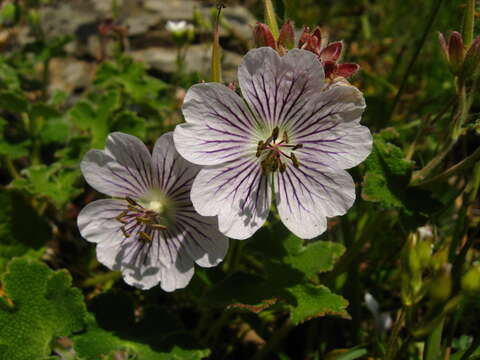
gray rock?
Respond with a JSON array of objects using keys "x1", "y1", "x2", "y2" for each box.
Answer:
[{"x1": 130, "y1": 44, "x2": 241, "y2": 83}]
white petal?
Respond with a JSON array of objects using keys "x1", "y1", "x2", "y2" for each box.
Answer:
[
  {"x1": 238, "y1": 47, "x2": 325, "y2": 127},
  {"x1": 121, "y1": 242, "x2": 194, "y2": 292},
  {"x1": 152, "y1": 132, "x2": 200, "y2": 195},
  {"x1": 364, "y1": 292, "x2": 380, "y2": 317},
  {"x1": 77, "y1": 199, "x2": 126, "y2": 244},
  {"x1": 175, "y1": 207, "x2": 229, "y2": 267},
  {"x1": 81, "y1": 132, "x2": 153, "y2": 198},
  {"x1": 274, "y1": 164, "x2": 355, "y2": 239},
  {"x1": 190, "y1": 158, "x2": 271, "y2": 240},
  {"x1": 289, "y1": 83, "x2": 370, "y2": 170},
  {"x1": 174, "y1": 83, "x2": 257, "y2": 166}
]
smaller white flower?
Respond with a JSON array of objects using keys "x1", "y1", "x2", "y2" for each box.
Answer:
[
  {"x1": 166, "y1": 20, "x2": 193, "y2": 34},
  {"x1": 78, "y1": 132, "x2": 228, "y2": 292},
  {"x1": 364, "y1": 292, "x2": 392, "y2": 335}
]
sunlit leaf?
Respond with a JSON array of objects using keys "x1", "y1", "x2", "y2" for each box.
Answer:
[{"x1": 0, "y1": 258, "x2": 87, "y2": 360}]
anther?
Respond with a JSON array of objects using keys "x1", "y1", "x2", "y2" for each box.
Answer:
[
  {"x1": 291, "y1": 153, "x2": 300, "y2": 168},
  {"x1": 126, "y1": 197, "x2": 138, "y2": 206},
  {"x1": 151, "y1": 224, "x2": 167, "y2": 230},
  {"x1": 282, "y1": 131, "x2": 289, "y2": 144},
  {"x1": 136, "y1": 216, "x2": 153, "y2": 224},
  {"x1": 139, "y1": 231, "x2": 153, "y2": 243},
  {"x1": 121, "y1": 226, "x2": 131, "y2": 238},
  {"x1": 115, "y1": 211, "x2": 129, "y2": 224},
  {"x1": 279, "y1": 162, "x2": 287, "y2": 173},
  {"x1": 272, "y1": 127, "x2": 279, "y2": 141},
  {"x1": 292, "y1": 144, "x2": 303, "y2": 150}
]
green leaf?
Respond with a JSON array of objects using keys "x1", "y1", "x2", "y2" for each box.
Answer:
[
  {"x1": 0, "y1": 189, "x2": 49, "y2": 273},
  {"x1": 0, "y1": 258, "x2": 87, "y2": 360},
  {"x1": 73, "y1": 291, "x2": 210, "y2": 360},
  {"x1": 288, "y1": 284, "x2": 349, "y2": 325},
  {"x1": 69, "y1": 90, "x2": 123, "y2": 148},
  {"x1": 281, "y1": 235, "x2": 345, "y2": 278},
  {"x1": 0, "y1": 90, "x2": 29, "y2": 113},
  {"x1": 361, "y1": 131, "x2": 440, "y2": 217},
  {"x1": 111, "y1": 111, "x2": 146, "y2": 139},
  {"x1": 0, "y1": 60, "x2": 21, "y2": 90},
  {"x1": 11, "y1": 165, "x2": 82, "y2": 208}
]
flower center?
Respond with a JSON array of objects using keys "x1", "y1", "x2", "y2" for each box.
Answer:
[
  {"x1": 115, "y1": 193, "x2": 174, "y2": 244},
  {"x1": 256, "y1": 126, "x2": 302, "y2": 175}
]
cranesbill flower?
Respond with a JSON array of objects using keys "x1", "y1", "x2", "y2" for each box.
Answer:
[
  {"x1": 174, "y1": 47, "x2": 372, "y2": 240},
  {"x1": 78, "y1": 132, "x2": 228, "y2": 291}
]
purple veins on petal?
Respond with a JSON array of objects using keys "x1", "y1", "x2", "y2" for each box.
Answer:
[
  {"x1": 174, "y1": 47, "x2": 372, "y2": 240},
  {"x1": 78, "y1": 131, "x2": 228, "y2": 291}
]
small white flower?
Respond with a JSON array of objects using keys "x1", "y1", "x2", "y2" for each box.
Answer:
[
  {"x1": 78, "y1": 132, "x2": 228, "y2": 291},
  {"x1": 174, "y1": 47, "x2": 372, "y2": 240},
  {"x1": 165, "y1": 20, "x2": 193, "y2": 34},
  {"x1": 365, "y1": 292, "x2": 392, "y2": 335}
]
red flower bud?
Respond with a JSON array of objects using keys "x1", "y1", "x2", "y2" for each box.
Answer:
[
  {"x1": 320, "y1": 41, "x2": 343, "y2": 62},
  {"x1": 253, "y1": 22, "x2": 276, "y2": 49},
  {"x1": 278, "y1": 20, "x2": 295, "y2": 49},
  {"x1": 335, "y1": 63, "x2": 360, "y2": 78},
  {"x1": 298, "y1": 26, "x2": 311, "y2": 48},
  {"x1": 448, "y1": 31, "x2": 465, "y2": 75}
]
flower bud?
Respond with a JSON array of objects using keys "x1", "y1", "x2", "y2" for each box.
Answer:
[
  {"x1": 253, "y1": 22, "x2": 276, "y2": 49},
  {"x1": 439, "y1": 31, "x2": 465, "y2": 75},
  {"x1": 335, "y1": 63, "x2": 360, "y2": 78},
  {"x1": 321, "y1": 41, "x2": 343, "y2": 62},
  {"x1": 429, "y1": 265, "x2": 452, "y2": 302},
  {"x1": 462, "y1": 35, "x2": 480, "y2": 80},
  {"x1": 278, "y1": 21, "x2": 295, "y2": 49},
  {"x1": 461, "y1": 266, "x2": 480, "y2": 294},
  {"x1": 448, "y1": 31, "x2": 465, "y2": 75}
]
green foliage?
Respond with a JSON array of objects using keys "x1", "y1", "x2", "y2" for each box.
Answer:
[
  {"x1": 205, "y1": 226, "x2": 348, "y2": 323},
  {"x1": 12, "y1": 164, "x2": 82, "y2": 208},
  {"x1": 0, "y1": 189, "x2": 49, "y2": 272},
  {"x1": 0, "y1": 258, "x2": 87, "y2": 360},
  {"x1": 73, "y1": 291, "x2": 210, "y2": 360},
  {"x1": 362, "y1": 130, "x2": 439, "y2": 218}
]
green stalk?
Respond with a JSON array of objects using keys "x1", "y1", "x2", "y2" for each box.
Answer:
[
  {"x1": 424, "y1": 316, "x2": 445, "y2": 360},
  {"x1": 411, "y1": 145, "x2": 480, "y2": 187},
  {"x1": 211, "y1": 4, "x2": 224, "y2": 83},
  {"x1": 385, "y1": 307, "x2": 406, "y2": 360},
  {"x1": 463, "y1": 0, "x2": 476, "y2": 48},
  {"x1": 263, "y1": 0, "x2": 279, "y2": 39},
  {"x1": 2, "y1": 156, "x2": 20, "y2": 180},
  {"x1": 81, "y1": 271, "x2": 121, "y2": 287},
  {"x1": 389, "y1": 0, "x2": 444, "y2": 120}
]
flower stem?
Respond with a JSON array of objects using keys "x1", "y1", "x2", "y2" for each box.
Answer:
[
  {"x1": 263, "y1": 0, "x2": 279, "y2": 40},
  {"x1": 389, "y1": 0, "x2": 444, "y2": 121},
  {"x1": 2, "y1": 155, "x2": 20, "y2": 180},
  {"x1": 211, "y1": 3, "x2": 224, "y2": 83},
  {"x1": 424, "y1": 316, "x2": 445, "y2": 360},
  {"x1": 385, "y1": 307, "x2": 406, "y2": 360},
  {"x1": 411, "y1": 145, "x2": 480, "y2": 187},
  {"x1": 81, "y1": 271, "x2": 121, "y2": 287},
  {"x1": 463, "y1": 0, "x2": 476, "y2": 48}
]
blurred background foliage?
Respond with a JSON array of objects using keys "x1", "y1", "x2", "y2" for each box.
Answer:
[{"x1": 0, "y1": 0, "x2": 479, "y2": 359}]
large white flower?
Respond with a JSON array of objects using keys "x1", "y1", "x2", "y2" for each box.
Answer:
[
  {"x1": 174, "y1": 47, "x2": 372, "y2": 240},
  {"x1": 77, "y1": 132, "x2": 228, "y2": 291}
]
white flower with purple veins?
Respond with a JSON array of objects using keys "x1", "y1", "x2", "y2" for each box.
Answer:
[
  {"x1": 77, "y1": 132, "x2": 228, "y2": 291},
  {"x1": 174, "y1": 47, "x2": 372, "y2": 239}
]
